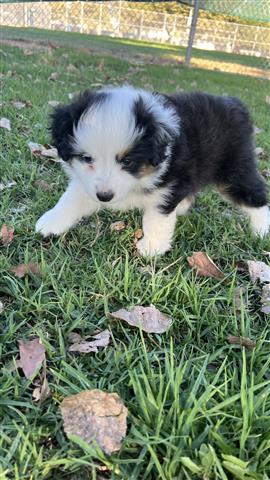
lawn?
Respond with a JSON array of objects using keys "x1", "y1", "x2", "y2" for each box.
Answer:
[{"x1": 0, "y1": 32, "x2": 270, "y2": 480}]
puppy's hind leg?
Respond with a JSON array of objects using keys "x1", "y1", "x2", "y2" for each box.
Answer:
[
  {"x1": 176, "y1": 195, "x2": 195, "y2": 216},
  {"x1": 36, "y1": 180, "x2": 98, "y2": 237},
  {"x1": 218, "y1": 173, "x2": 269, "y2": 237}
]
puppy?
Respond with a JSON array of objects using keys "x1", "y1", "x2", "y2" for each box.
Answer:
[{"x1": 36, "y1": 86, "x2": 269, "y2": 256}]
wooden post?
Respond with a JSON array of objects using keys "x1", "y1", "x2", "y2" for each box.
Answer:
[{"x1": 185, "y1": 0, "x2": 200, "y2": 66}]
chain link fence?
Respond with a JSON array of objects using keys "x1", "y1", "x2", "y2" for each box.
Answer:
[{"x1": 1, "y1": 1, "x2": 270, "y2": 64}]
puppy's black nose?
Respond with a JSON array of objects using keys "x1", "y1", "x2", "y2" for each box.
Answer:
[{"x1": 96, "y1": 190, "x2": 114, "y2": 202}]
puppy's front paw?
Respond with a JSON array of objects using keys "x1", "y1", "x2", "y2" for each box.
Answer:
[
  {"x1": 35, "y1": 209, "x2": 70, "y2": 237},
  {"x1": 136, "y1": 237, "x2": 171, "y2": 257}
]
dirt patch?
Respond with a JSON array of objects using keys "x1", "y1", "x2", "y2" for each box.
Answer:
[{"x1": 1, "y1": 38, "x2": 56, "y2": 55}]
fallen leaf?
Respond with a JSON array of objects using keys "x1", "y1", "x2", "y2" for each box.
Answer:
[
  {"x1": 13, "y1": 101, "x2": 26, "y2": 109},
  {"x1": 33, "y1": 179, "x2": 52, "y2": 191},
  {"x1": 48, "y1": 72, "x2": 59, "y2": 81},
  {"x1": 0, "y1": 300, "x2": 3, "y2": 314},
  {"x1": 234, "y1": 286, "x2": 246, "y2": 312},
  {"x1": 0, "y1": 180, "x2": 16, "y2": 192},
  {"x1": 261, "y1": 169, "x2": 270, "y2": 178},
  {"x1": 10, "y1": 262, "x2": 41, "y2": 278},
  {"x1": 68, "y1": 330, "x2": 110, "y2": 353},
  {"x1": 68, "y1": 92, "x2": 76, "y2": 100},
  {"x1": 28, "y1": 141, "x2": 59, "y2": 160},
  {"x1": 98, "y1": 59, "x2": 105, "y2": 70},
  {"x1": 110, "y1": 221, "x2": 125, "y2": 233},
  {"x1": 48, "y1": 100, "x2": 60, "y2": 107},
  {"x1": 254, "y1": 125, "x2": 262, "y2": 135},
  {"x1": 17, "y1": 338, "x2": 46, "y2": 379},
  {"x1": 255, "y1": 147, "x2": 264, "y2": 157},
  {"x1": 247, "y1": 260, "x2": 270, "y2": 283},
  {"x1": 32, "y1": 376, "x2": 50, "y2": 403},
  {"x1": 1, "y1": 224, "x2": 14, "y2": 246},
  {"x1": 261, "y1": 283, "x2": 270, "y2": 314},
  {"x1": 227, "y1": 335, "x2": 256, "y2": 350},
  {"x1": 187, "y1": 252, "x2": 225, "y2": 279},
  {"x1": 32, "y1": 365, "x2": 51, "y2": 404},
  {"x1": 111, "y1": 304, "x2": 172, "y2": 333},
  {"x1": 67, "y1": 63, "x2": 78, "y2": 72},
  {"x1": 134, "y1": 228, "x2": 143, "y2": 241},
  {"x1": 60, "y1": 389, "x2": 128, "y2": 454},
  {"x1": 10, "y1": 204, "x2": 28, "y2": 214},
  {"x1": 265, "y1": 95, "x2": 270, "y2": 105},
  {"x1": 0, "y1": 117, "x2": 11, "y2": 131}
]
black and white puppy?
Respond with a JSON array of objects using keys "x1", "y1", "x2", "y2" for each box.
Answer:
[{"x1": 36, "y1": 86, "x2": 269, "y2": 256}]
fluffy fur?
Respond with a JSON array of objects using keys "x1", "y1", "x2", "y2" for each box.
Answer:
[{"x1": 36, "y1": 86, "x2": 269, "y2": 256}]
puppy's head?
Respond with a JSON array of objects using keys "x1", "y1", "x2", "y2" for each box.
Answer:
[{"x1": 51, "y1": 86, "x2": 179, "y2": 204}]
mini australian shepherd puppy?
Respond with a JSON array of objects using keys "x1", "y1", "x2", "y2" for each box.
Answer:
[{"x1": 36, "y1": 86, "x2": 269, "y2": 256}]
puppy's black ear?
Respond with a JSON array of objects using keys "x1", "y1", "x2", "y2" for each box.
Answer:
[
  {"x1": 50, "y1": 104, "x2": 75, "y2": 161},
  {"x1": 134, "y1": 95, "x2": 176, "y2": 167},
  {"x1": 50, "y1": 90, "x2": 107, "y2": 161}
]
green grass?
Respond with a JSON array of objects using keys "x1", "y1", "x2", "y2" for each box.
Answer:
[
  {"x1": 2, "y1": 26, "x2": 269, "y2": 71},
  {"x1": 0, "y1": 34, "x2": 270, "y2": 480}
]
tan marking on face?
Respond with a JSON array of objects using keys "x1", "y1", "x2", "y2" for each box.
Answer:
[
  {"x1": 116, "y1": 148, "x2": 131, "y2": 163},
  {"x1": 137, "y1": 164, "x2": 156, "y2": 178}
]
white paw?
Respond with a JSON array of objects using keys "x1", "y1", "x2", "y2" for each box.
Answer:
[
  {"x1": 136, "y1": 237, "x2": 171, "y2": 257},
  {"x1": 35, "y1": 208, "x2": 71, "y2": 237}
]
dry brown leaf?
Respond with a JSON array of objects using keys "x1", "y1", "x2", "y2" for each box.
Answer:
[
  {"x1": 18, "y1": 338, "x2": 46, "y2": 379},
  {"x1": 1, "y1": 224, "x2": 14, "y2": 246},
  {"x1": 60, "y1": 389, "x2": 127, "y2": 454},
  {"x1": 98, "y1": 59, "x2": 105, "y2": 70},
  {"x1": 28, "y1": 142, "x2": 59, "y2": 160},
  {"x1": 247, "y1": 260, "x2": 270, "y2": 283},
  {"x1": 261, "y1": 169, "x2": 270, "y2": 179},
  {"x1": 261, "y1": 283, "x2": 270, "y2": 315},
  {"x1": 10, "y1": 262, "x2": 41, "y2": 278},
  {"x1": 110, "y1": 221, "x2": 125, "y2": 233},
  {"x1": 255, "y1": 147, "x2": 264, "y2": 158},
  {"x1": 265, "y1": 95, "x2": 270, "y2": 105},
  {"x1": 48, "y1": 100, "x2": 60, "y2": 107},
  {"x1": 234, "y1": 286, "x2": 246, "y2": 312},
  {"x1": 227, "y1": 335, "x2": 256, "y2": 350},
  {"x1": 254, "y1": 125, "x2": 262, "y2": 135},
  {"x1": 48, "y1": 72, "x2": 59, "y2": 81},
  {"x1": 32, "y1": 373, "x2": 50, "y2": 403},
  {"x1": 0, "y1": 117, "x2": 11, "y2": 131},
  {"x1": 13, "y1": 101, "x2": 26, "y2": 109},
  {"x1": 111, "y1": 304, "x2": 172, "y2": 333},
  {"x1": 134, "y1": 228, "x2": 143, "y2": 241},
  {"x1": 33, "y1": 179, "x2": 52, "y2": 191},
  {"x1": 68, "y1": 330, "x2": 110, "y2": 353},
  {"x1": 67, "y1": 63, "x2": 78, "y2": 72},
  {"x1": 187, "y1": 252, "x2": 225, "y2": 279}
]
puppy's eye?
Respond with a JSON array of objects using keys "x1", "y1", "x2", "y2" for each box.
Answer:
[
  {"x1": 82, "y1": 155, "x2": 93, "y2": 164},
  {"x1": 122, "y1": 157, "x2": 132, "y2": 167}
]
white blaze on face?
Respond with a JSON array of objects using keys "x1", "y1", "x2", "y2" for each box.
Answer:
[{"x1": 71, "y1": 87, "x2": 142, "y2": 203}]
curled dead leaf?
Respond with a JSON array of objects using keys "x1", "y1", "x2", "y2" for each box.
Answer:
[
  {"x1": 28, "y1": 142, "x2": 59, "y2": 160},
  {"x1": 13, "y1": 101, "x2": 26, "y2": 109},
  {"x1": 0, "y1": 180, "x2": 16, "y2": 192},
  {"x1": 111, "y1": 304, "x2": 172, "y2": 333},
  {"x1": 10, "y1": 262, "x2": 41, "y2": 278},
  {"x1": 187, "y1": 252, "x2": 225, "y2": 279},
  {"x1": 60, "y1": 389, "x2": 128, "y2": 454},
  {"x1": 0, "y1": 117, "x2": 11, "y2": 131},
  {"x1": 254, "y1": 125, "x2": 262, "y2": 135},
  {"x1": 0, "y1": 300, "x2": 3, "y2": 314},
  {"x1": 68, "y1": 330, "x2": 110, "y2": 353},
  {"x1": 247, "y1": 260, "x2": 270, "y2": 283},
  {"x1": 227, "y1": 335, "x2": 256, "y2": 350},
  {"x1": 261, "y1": 283, "x2": 270, "y2": 315},
  {"x1": 255, "y1": 147, "x2": 264, "y2": 158},
  {"x1": 110, "y1": 221, "x2": 125, "y2": 233},
  {"x1": 67, "y1": 63, "x2": 78, "y2": 72},
  {"x1": 48, "y1": 100, "x2": 60, "y2": 107},
  {"x1": 18, "y1": 338, "x2": 46, "y2": 379},
  {"x1": 1, "y1": 224, "x2": 14, "y2": 246},
  {"x1": 33, "y1": 179, "x2": 52, "y2": 191},
  {"x1": 32, "y1": 374, "x2": 50, "y2": 403},
  {"x1": 134, "y1": 228, "x2": 143, "y2": 242},
  {"x1": 48, "y1": 72, "x2": 59, "y2": 81}
]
